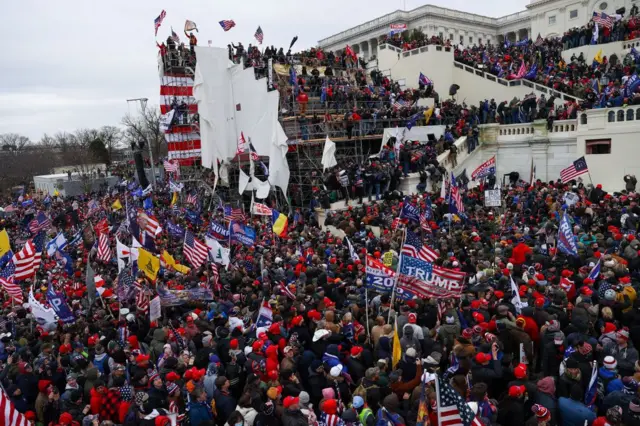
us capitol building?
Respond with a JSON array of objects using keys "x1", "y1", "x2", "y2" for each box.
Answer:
[{"x1": 318, "y1": 0, "x2": 635, "y2": 58}]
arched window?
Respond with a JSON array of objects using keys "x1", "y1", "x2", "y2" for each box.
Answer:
[
  {"x1": 608, "y1": 111, "x2": 615, "y2": 122},
  {"x1": 636, "y1": 108, "x2": 640, "y2": 120},
  {"x1": 617, "y1": 110, "x2": 625, "y2": 122},
  {"x1": 580, "y1": 113, "x2": 587, "y2": 125},
  {"x1": 628, "y1": 109, "x2": 635, "y2": 121}
]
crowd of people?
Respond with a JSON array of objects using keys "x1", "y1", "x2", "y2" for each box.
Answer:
[{"x1": 1, "y1": 145, "x2": 640, "y2": 426}]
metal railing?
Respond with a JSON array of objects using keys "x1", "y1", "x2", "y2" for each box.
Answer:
[
  {"x1": 453, "y1": 61, "x2": 582, "y2": 102},
  {"x1": 280, "y1": 118, "x2": 405, "y2": 142}
]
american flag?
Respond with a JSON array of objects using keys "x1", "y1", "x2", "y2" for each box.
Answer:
[
  {"x1": 437, "y1": 300, "x2": 448, "y2": 321},
  {"x1": 12, "y1": 239, "x2": 36, "y2": 281},
  {"x1": 28, "y1": 211, "x2": 50, "y2": 234},
  {"x1": 279, "y1": 282, "x2": 296, "y2": 300},
  {"x1": 450, "y1": 173, "x2": 464, "y2": 213},
  {"x1": 136, "y1": 290, "x2": 149, "y2": 314},
  {"x1": 560, "y1": 156, "x2": 589, "y2": 183},
  {"x1": 219, "y1": 20, "x2": 236, "y2": 31},
  {"x1": 254, "y1": 26, "x2": 264, "y2": 44},
  {"x1": 211, "y1": 262, "x2": 221, "y2": 292},
  {"x1": 0, "y1": 262, "x2": 23, "y2": 304},
  {"x1": 592, "y1": 11, "x2": 614, "y2": 29},
  {"x1": 0, "y1": 382, "x2": 30, "y2": 426},
  {"x1": 224, "y1": 206, "x2": 246, "y2": 222},
  {"x1": 186, "y1": 192, "x2": 198, "y2": 205},
  {"x1": 236, "y1": 131, "x2": 248, "y2": 155},
  {"x1": 154, "y1": 10, "x2": 167, "y2": 35},
  {"x1": 97, "y1": 233, "x2": 111, "y2": 263},
  {"x1": 402, "y1": 230, "x2": 438, "y2": 262},
  {"x1": 170, "y1": 27, "x2": 180, "y2": 43},
  {"x1": 392, "y1": 99, "x2": 410, "y2": 109},
  {"x1": 183, "y1": 230, "x2": 208, "y2": 269},
  {"x1": 436, "y1": 376, "x2": 483, "y2": 426},
  {"x1": 138, "y1": 210, "x2": 160, "y2": 236},
  {"x1": 163, "y1": 160, "x2": 180, "y2": 177},
  {"x1": 534, "y1": 33, "x2": 544, "y2": 46}
]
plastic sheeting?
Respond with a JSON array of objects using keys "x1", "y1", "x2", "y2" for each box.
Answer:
[
  {"x1": 378, "y1": 125, "x2": 447, "y2": 155},
  {"x1": 193, "y1": 47, "x2": 290, "y2": 194},
  {"x1": 322, "y1": 136, "x2": 337, "y2": 171}
]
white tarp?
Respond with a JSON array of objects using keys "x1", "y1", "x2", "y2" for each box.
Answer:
[
  {"x1": 239, "y1": 169, "x2": 250, "y2": 194},
  {"x1": 194, "y1": 47, "x2": 290, "y2": 194},
  {"x1": 378, "y1": 125, "x2": 446, "y2": 155},
  {"x1": 322, "y1": 136, "x2": 338, "y2": 171}
]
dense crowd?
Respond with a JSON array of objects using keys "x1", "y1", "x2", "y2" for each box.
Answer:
[{"x1": 1, "y1": 155, "x2": 640, "y2": 426}]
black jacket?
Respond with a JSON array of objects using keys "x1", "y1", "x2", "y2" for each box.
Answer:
[{"x1": 497, "y1": 397, "x2": 525, "y2": 426}]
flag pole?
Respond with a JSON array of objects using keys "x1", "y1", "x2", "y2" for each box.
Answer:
[{"x1": 388, "y1": 228, "x2": 407, "y2": 323}]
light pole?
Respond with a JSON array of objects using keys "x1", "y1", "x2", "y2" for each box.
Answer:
[{"x1": 126, "y1": 98, "x2": 157, "y2": 188}]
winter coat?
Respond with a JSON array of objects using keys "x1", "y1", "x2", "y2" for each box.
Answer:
[
  {"x1": 89, "y1": 387, "x2": 105, "y2": 415},
  {"x1": 236, "y1": 405, "x2": 258, "y2": 426},
  {"x1": 281, "y1": 408, "x2": 309, "y2": 426},
  {"x1": 558, "y1": 397, "x2": 596, "y2": 426},
  {"x1": 213, "y1": 389, "x2": 236, "y2": 425},
  {"x1": 188, "y1": 401, "x2": 214, "y2": 426}
]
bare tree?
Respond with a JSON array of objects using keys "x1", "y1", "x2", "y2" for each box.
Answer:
[
  {"x1": 122, "y1": 106, "x2": 166, "y2": 162},
  {"x1": 0, "y1": 133, "x2": 31, "y2": 152},
  {"x1": 98, "y1": 125, "x2": 123, "y2": 161},
  {"x1": 38, "y1": 134, "x2": 58, "y2": 150}
]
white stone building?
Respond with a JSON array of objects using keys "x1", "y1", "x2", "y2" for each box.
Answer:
[{"x1": 318, "y1": 0, "x2": 638, "y2": 58}]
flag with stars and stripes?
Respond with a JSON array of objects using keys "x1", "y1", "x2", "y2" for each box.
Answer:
[
  {"x1": 154, "y1": 9, "x2": 167, "y2": 35},
  {"x1": 0, "y1": 382, "x2": 30, "y2": 426},
  {"x1": 450, "y1": 172, "x2": 464, "y2": 213},
  {"x1": 136, "y1": 289, "x2": 150, "y2": 315},
  {"x1": 183, "y1": 230, "x2": 208, "y2": 269},
  {"x1": 254, "y1": 26, "x2": 264, "y2": 44},
  {"x1": 211, "y1": 262, "x2": 221, "y2": 292},
  {"x1": 0, "y1": 261, "x2": 22, "y2": 304},
  {"x1": 219, "y1": 20, "x2": 236, "y2": 31},
  {"x1": 28, "y1": 211, "x2": 50, "y2": 234},
  {"x1": 224, "y1": 206, "x2": 246, "y2": 222},
  {"x1": 97, "y1": 233, "x2": 111, "y2": 263},
  {"x1": 402, "y1": 230, "x2": 438, "y2": 262},
  {"x1": 186, "y1": 192, "x2": 198, "y2": 205},
  {"x1": 399, "y1": 254, "x2": 465, "y2": 299},
  {"x1": 436, "y1": 375, "x2": 483, "y2": 426}
]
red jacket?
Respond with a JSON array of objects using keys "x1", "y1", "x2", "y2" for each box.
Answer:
[
  {"x1": 521, "y1": 315, "x2": 540, "y2": 343},
  {"x1": 89, "y1": 388, "x2": 105, "y2": 415}
]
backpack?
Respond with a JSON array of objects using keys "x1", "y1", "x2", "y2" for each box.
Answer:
[{"x1": 353, "y1": 379, "x2": 378, "y2": 402}]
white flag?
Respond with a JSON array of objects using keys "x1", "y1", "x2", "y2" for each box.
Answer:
[
  {"x1": 346, "y1": 236, "x2": 359, "y2": 261},
  {"x1": 29, "y1": 287, "x2": 58, "y2": 324},
  {"x1": 321, "y1": 136, "x2": 338, "y2": 171},
  {"x1": 205, "y1": 236, "x2": 230, "y2": 266},
  {"x1": 159, "y1": 110, "x2": 175, "y2": 132},
  {"x1": 130, "y1": 236, "x2": 142, "y2": 262},
  {"x1": 116, "y1": 238, "x2": 131, "y2": 272}
]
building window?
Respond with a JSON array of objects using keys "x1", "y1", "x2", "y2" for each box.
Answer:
[
  {"x1": 460, "y1": 35, "x2": 464, "y2": 44},
  {"x1": 569, "y1": 9, "x2": 578, "y2": 19},
  {"x1": 549, "y1": 15, "x2": 556, "y2": 25},
  {"x1": 449, "y1": 33, "x2": 454, "y2": 40},
  {"x1": 479, "y1": 38, "x2": 482, "y2": 45},
  {"x1": 439, "y1": 32, "x2": 443, "y2": 39},
  {"x1": 469, "y1": 36, "x2": 473, "y2": 44},
  {"x1": 586, "y1": 139, "x2": 611, "y2": 154},
  {"x1": 599, "y1": 2, "x2": 608, "y2": 11}
]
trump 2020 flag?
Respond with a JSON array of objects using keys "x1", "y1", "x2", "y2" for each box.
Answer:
[
  {"x1": 46, "y1": 281, "x2": 75, "y2": 323},
  {"x1": 557, "y1": 212, "x2": 578, "y2": 256},
  {"x1": 400, "y1": 197, "x2": 420, "y2": 222}
]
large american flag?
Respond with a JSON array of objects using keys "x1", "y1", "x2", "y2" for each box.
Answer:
[
  {"x1": 219, "y1": 20, "x2": 236, "y2": 31},
  {"x1": 254, "y1": 26, "x2": 264, "y2": 44},
  {"x1": 97, "y1": 233, "x2": 111, "y2": 263},
  {"x1": 224, "y1": 206, "x2": 246, "y2": 222},
  {"x1": 0, "y1": 383, "x2": 30, "y2": 426},
  {"x1": 392, "y1": 99, "x2": 410, "y2": 109},
  {"x1": 28, "y1": 211, "x2": 50, "y2": 234},
  {"x1": 592, "y1": 11, "x2": 614, "y2": 29},
  {"x1": 12, "y1": 232, "x2": 44, "y2": 281},
  {"x1": 0, "y1": 262, "x2": 23, "y2": 304},
  {"x1": 560, "y1": 156, "x2": 589, "y2": 183},
  {"x1": 154, "y1": 9, "x2": 167, "y2": 35},
  {"x1": 402, "y1": 230, "x2": 438, "y2": 262},
  {"x1": 436, "y1": 376, "x2": 483, "y2": 426},
  {"x1": 183, "y1": 230, "x2": 208, "y2": 269},
  {"x1": 136, "y1": 290, "x2": 150, "y2": 315}
]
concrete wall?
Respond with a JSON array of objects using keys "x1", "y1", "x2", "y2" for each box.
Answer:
[
  {"x1": 378, "y1": 44, "x2": 455, "y2": 96},
  {"x1": 560, "y1": 39, "x2": 633, "y2": 63},
  {"x1": 576, "y1": 107, "x2": 640, "y2": 190}
]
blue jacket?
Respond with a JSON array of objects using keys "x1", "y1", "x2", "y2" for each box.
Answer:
[
  {"x1": 558, "y1": 397, "x2": 596, "y2": 426},
  {"x1": 188, "y1": 401, "x2": 213, "y2": 426}
]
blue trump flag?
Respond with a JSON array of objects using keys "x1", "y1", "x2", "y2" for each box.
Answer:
[
  {"x1": 46, "y1": 280, "x2": 75, "y2": 323},
  {"x1": 166, "y1": 222, "x2": 185, "y2": 238},
  {"x1": 557, "y1": 212, "x2": 578, "y2": 256},
  {"x1": 400, "y1": 197, "x2": 420, "y2": 222},
  {"x1": 230, "y1": 221, "x2": 256, "y2": 246}
]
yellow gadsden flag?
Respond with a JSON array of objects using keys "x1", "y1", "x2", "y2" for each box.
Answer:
[
  {"x1": 392, "y1": 317, "x2": 402, "y2": 369},
  {"x1": 138, "y1": 248, "x2": 160, "y2": 281},
  {"x1": 112, "y1": 199, "x2": 123, "y2": 210},
  {"x1": 0, "y1": 229, "x2": 11, "y2": 258},
  {"x1": 161, "y1": 250, "x2": 190, "y2": 275}
]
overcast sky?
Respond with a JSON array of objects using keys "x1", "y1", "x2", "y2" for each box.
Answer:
[{"x1": 0, "y1": 0, "x2": 530, "y2": 140}]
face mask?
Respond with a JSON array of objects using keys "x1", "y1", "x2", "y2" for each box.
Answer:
[{"x1": 235, "y1": 423, "x2": 244, "y2": 426}]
